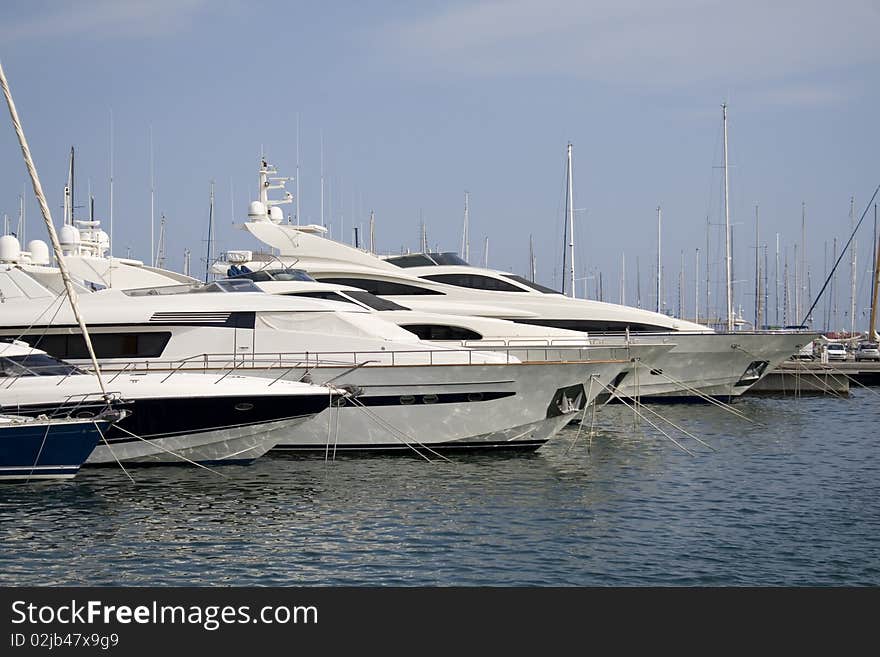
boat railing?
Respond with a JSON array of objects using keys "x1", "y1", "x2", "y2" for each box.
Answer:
[{"x1": 85, "y1": 342, "x2": 634, "y2": 380}]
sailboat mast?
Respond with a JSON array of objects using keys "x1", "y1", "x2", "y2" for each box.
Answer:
[
  {"x1": 295, "y1": 113, "x2": 300, "y2": 226},
  {"x1": 869, "y1": 206, "x2": 880, "y2": 341},
  {"x1": 461, "y1": 191, "x2": 470, "y2": 262},
  {"x1": 656, "y1": 205, "x2": 662, "y2": 313},
  {"x1": 369, "y1": 209, "x2": 375, "y2": 254},
  {"x1": 849, "y1": 196, "x2": 856, "y2": 337},
  {"x1": 722, "y1": 103, "x2": 733, "y2": 331},
  {"x1": 529, "y1": 235, "x2": 535, "y2": 282},
  {"x1": 636, "y1": 256, "x2": 642, "y2": 308},
  {"x1": 801, "y1": 202, "x2": 807, "y2": 324},
  {"x1": 150, "y1": 125, "x2": 155, "y2": 266},
  {"x1": 566, "y1": 143, "x2": 575, "y2": 299},
  {"x1": 754, "y1": 205, "x2": 760, "y2": 329},
  {"x1": 0, "y1": 61, "x2": 106, "y2": 395},
  {"x1": 320, "y1": 130, "x2": 324, "y2": 228},
  {"x1": 695, "y1": 248, "x2": 700, "y2": 323},
  {"x1": 205, "y1": 181, "x2": 214, "y2": 283}
]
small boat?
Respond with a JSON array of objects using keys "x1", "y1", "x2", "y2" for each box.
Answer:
[
  {"x1": 0, "y1": 341, "x2": 338, "y2": 465},
  {"x1": 0, "y1": 413, "x2": 108, "y2": 481}
]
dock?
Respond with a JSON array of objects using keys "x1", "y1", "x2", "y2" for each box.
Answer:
[{"x1": 746, "y1": 360, "x2": 880, "y2": 396}]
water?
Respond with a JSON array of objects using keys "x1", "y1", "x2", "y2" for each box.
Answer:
[{"x1": 1, "y1": 391, "x2": 878, "y2": 586}]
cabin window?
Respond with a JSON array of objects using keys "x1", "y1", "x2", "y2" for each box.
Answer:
[
  {"x1": 18, "y1": 332, "x2": 173, "y2": 359},
  {"x1": 421, "y1": 273, "x2": 525, "y2": 292},
  {"x1": 400, "y1": 324, "x2": 483, "y2": 341},
  {"x1": 511, "y1": 318, "x2": 668, "y2": 333},
  {"x1": 316, "y1": 277, "x2": 444, "y2": 296},
  {"x1": 502, "y1": 275, "x2": 561, "y2": 294},
  {"x1": 284, "y1": 291, "x2": 359, "y2": 306}
]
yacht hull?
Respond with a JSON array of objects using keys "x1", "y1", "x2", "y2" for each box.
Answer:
[
  {"x1": 1, "y1": 378, "x2": 332, "y2": 465},
  {"x1": 586, "y1": 331, "x2": 816, "y2": 400},
  {"x1": 256, "y1": 360, "x2": 625, "y2": 453}
]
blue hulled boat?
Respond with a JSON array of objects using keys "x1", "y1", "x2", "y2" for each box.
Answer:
[{"x1": 0, "y1": 415, "x2": 107, "y2": 481}]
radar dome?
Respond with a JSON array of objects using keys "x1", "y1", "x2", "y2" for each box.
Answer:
[
  {"x1": 0, "y1": 235, "x2": 22, "y2": 262},
  {"x1": 96, "y1": 230, "x2": 110, "y2": 251},
  {"x1": 248, "y1": 201, "x2": 268, "y2": 221},
  {"x1": 59, "y1": 224, "x2": 81, "y2": 248},
  {"x1": 27, "y1": 240, "x2": 50, "y2": 265},
  {"x1": 269, "y1": 206, "x2": 284, "y2": 223}
]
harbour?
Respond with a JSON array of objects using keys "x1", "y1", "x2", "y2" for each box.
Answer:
[
  {"x1": 2, "y1": 392, "x2": 878, "y2": 586},
  {"x1": 1, "y1": 2, "x2": 879, "y2": 597}
]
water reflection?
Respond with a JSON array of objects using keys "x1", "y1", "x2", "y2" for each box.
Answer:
[{"x1": 1, "y1": 392, "x2": 878, "y2": 585}]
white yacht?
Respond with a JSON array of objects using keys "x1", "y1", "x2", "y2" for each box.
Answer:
[
  {"x1": 209, "y1": 160, "x2": 814, "y2": 401},
  {"x1": 0, "y1": 253, "x2": 629, "y2": 453},
  {"x1": 0, "y1": 340, "x2": 336, "y2": 465}
]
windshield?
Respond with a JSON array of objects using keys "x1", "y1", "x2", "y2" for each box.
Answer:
[
  {"x1": 0, "y1": 354, "x2": 83, "y2": 377},
  {"x1": 343, "y1": 290, "x2": 410, "y2": 311},
  {"x1": 233, "y1": 268, "x2": 315, "y2": 283},
  {"x1": 197, "y1": 279, "x2": 262, "y2": 293},
  {"x1": 385, "y1": 252, "x2": 471, "y2": 268},
  {"x1": 503, "y1": 274, "x2": 561, "y2": 294}
]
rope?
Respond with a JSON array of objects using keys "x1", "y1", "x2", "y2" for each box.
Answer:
[
  {"x1": 564, "y1": 376, "x2": 594, "y2": 456},
  {"x1": 94, "y1": 421, "x2": 135, "y2": 484},
  {"x1": 345, "y1": 396, "x2": 452, "y2": 462},
  {"x1": 633, "y1": 360, "x2": 754, "y2": 422},
  {"x1": 107, "y1": 423, "x2": 228, "y2": 477},
  {"x1": 0, "y1": 59, "x2": 107, "y2": 397},
  {"x1": 24, "y1": 420, "x2": 52, "y2": 484},
  {"x1": 594, "y1": 379, "x2": 695, "y2": 455}
]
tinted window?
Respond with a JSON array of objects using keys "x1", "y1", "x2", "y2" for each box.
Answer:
[
  {"x1": 234, "y1": 269, "x2": 315, "y2": 282},
  {"x1": 385, "y1": 252, "x2": 470, "y2": 267},
  {"x1": 503, "y1": 274, "x2": 561, "y2": 294},
  {"x1": 284, "y1": 291, "x2": 359, "y2": 306},
  {"x1": 384, "y1": 254, "x2": 437, "y2": 268},
  {"x1": 344, "y1": 291, "x2": 410, "y2": 311},
  {"x1": 0, "y1": 354, "x2": 82, "y2": 377},
  {"x1": 421, "y1": 273, "x2": 525, "y2": 292},
  {"x1": 512, "y1": 318, "x2": 668, "y2": 333},
  {"x1": 19, "y1": 332, "x2": 173, "y2": 359},
  {"x1": 401, "y1": 324, "x2": 483, "y2": 340},
  {"x1": 317, "y1": 277, "x2": 444, "y2": 296}
]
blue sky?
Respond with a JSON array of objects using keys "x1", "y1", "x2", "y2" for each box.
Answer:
[{"x1": 1, "y1": 1, "x2": 879, "y2": 330}]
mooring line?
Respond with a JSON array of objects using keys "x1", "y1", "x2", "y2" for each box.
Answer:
[
  {"x1": 108, "y1": 423, "x2": 228, "y2": 477},
  {"x1": 94, "y1": 421, "x2": 136, "y2": 484},
  {"x1": 345, "y1": 396, "x2": 452, "y2": 463},
  {"x1": 633, "y1": 361, "x2": 754, "y2": 422},
  {"x1": 592, "y1": 379, "x2": 696, "y2": 456}
]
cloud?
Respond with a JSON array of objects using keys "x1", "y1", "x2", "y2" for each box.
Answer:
[
  {"x1": 378, "y1": 0, "x2": 880, "y2": 88},
  {"x1": 1, "y1": 0, "x2": 210, "y2": 42}
]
